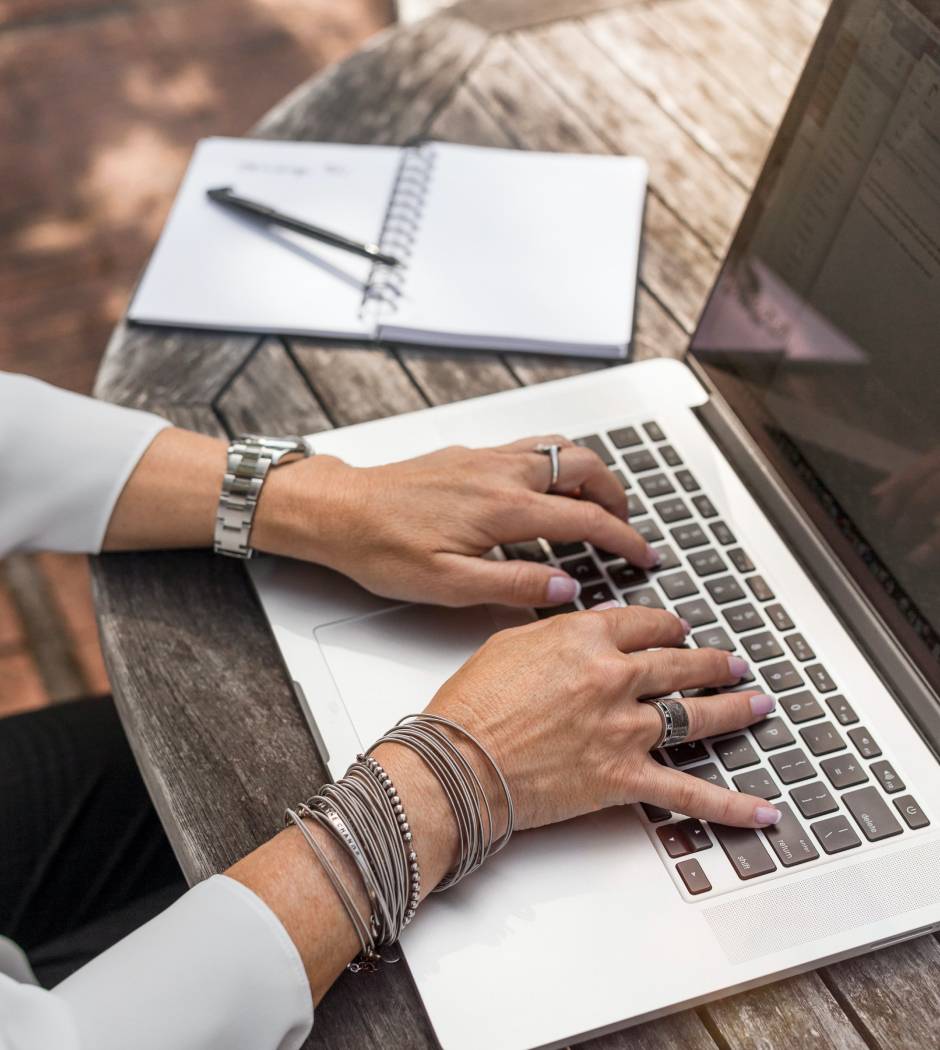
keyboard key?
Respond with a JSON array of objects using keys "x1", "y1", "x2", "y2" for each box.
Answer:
[
  {"x1": 659, "y1": 444, "x2": 682, "y2": 467},
  {"x1": 709, "y1": 521, "x2": 736, "y2": 545},
  {"x1": 848, "y1": 727, "x2": 881, "y2": 759},
  {"x1": 894, "y1": 795, "x2": 930, "y2": 830},
  {"x1": 582, "y1": 583, "x2": 615, "y2": 607},
  {"x1": 627, "y1": 492, "x2": 646, "y2": 517},
  {"x1": 785, "y1": 634, "x2": 815, "y2": 662},
  {"x1": 624, "y1": 449, "x2": 658, "y2": 473},
  {"x1": 503, "y1": 540, "x2": 547, "y2": 562},
  {"x1": 706, "y1": 577, "x2": 747, "y2": 605},
  {"x1": 665, "y1": 740, "x2": 709, "y2": 766},
  {"x1": 624, "y1": 587, "x2": 665, "y2": 610},
  {"x1": 820, "y1": 754, "x2": 868, "y2": 789},
  {"x1": 651, "y1": 544, "x2": 680, "y2": 571},
  {"x1": 762, "y1": 802, "x2": 819, "y2": 867},
  {"x1": 742, "y1": 631, "x2": 784, "y2": 663},
  {"x1": 575, "y1": 434, "x2": 614, "y2": 465},
  {"x1": 688, "y1": 549, "x2": 727, "y2": 577},
  {"x1": 592, "y1": 548, "x2": 621, "y2": 563},
  {"x1": 790, "y1": 781, "x2": 838, "y2": 818},
  {"x1": 826, "y1": 695, "x2": 859, "y2": 726},
  {"x1": 844, "y1": 786, "x2": 903, "y2": 841},
  {"x1": 675, "y1": 818, "x2": 712, "y2": 851},
  {"x1": 676, "y1": 858, "x2": 712, "y2": 895},
  {"x1": 612, "y1": 468, "x2": 628, "y2": 488},
  {"x1": 733, "y1": 768, "x2": 781, "y2": 799},
  {"x1": 550, "y1": 541, "x2": 585, "y2": 559},
  {"x1": 634, "y1": 518, "x2": 665, "y2": 543},
  {"x1": 711, "y1": 823, "x2": 777, "y2": 880},
  {"x1": 714, "y1": 735, "x2": 760, "y2": 771},
  {"x1": 766, "y1": 603, "x2": 794, "y2": 631},
  {"x1": 675, "y1": 469, "x2": 700, "y2": 492},
  {"x1": 655, "y1": 497, "x2": 692, "y2": 524},
  {"x1": 806, "y1": 663, "x2": 837, "y2": 693},
  {"x1": 723, "y1": 602, "x2": 763, "y2": 633},
  {"x1": 812, "y1": 814, "x2": 862, "y2": 854},
  {"x1": 642, "y1": 421, "x2": 666, "y2": 442},
  {"x1": 670, "y1": 523, "x2": 709, "y2": 549},
  {"x1": 760, "y1": 661, "x2": 804, "y2": 694},
  {"x1": 746, "y1": 575, "x2": 775, "y2": 601},
  {"x1": 751, "y1": 717, "x2": 795, "y2": 752},
  {"x1": 560, "y1": 555, "x2": 602, "y2": 584},
  {"x1": 692, "y1": 494, "x2": 718, "y2": 518},
  {"x1": 608, "y1": 425, "x2": 642, "y2": 449},
  {"x1": 779, "y1": 690, "x2": 824, "y2": 723},
  {"x1": 639, "y1": 473, "x2": 675, "y2": 498},
  {"x1": 641, "y1": 802, "x2": 671, "y2": 823},
  {"x1": 674, "y1": 598, "x2": 717, "y2": 628},
  {"x1": 692, "y1": 626, "x2": 735, "y2": 652},
  {"x1": 610, "y1": 562, "x2": 648, "y2": 589},
  {"x1": 870, "y1": 760, "x2": 905, "y2": 793},
  {"x1": 799, "y1": 721, "x2": 845, "y2": 756},
  {"x1": 657, "y1": 824, "x2": 694, "y2": 858},
  {"x1": 685, "y1": 762, "x2": 728, "y2": 790},
  {"x1": 659, "y1": 571, "x2": 699, "y2": 600},
  {"x1": 727, "y1": 548, "x2": 755, "y2": 573},
  {"x1": 537, "y1": 603, "x2": 578, "y2": 618},
  {"x1": 769, "y1": 747, "x2": 814, "y2": 784}
]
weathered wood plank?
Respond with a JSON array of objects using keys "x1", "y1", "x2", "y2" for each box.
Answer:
[
  {"x1": 705, "y1": 972, "x2": 867, "y2": 1050},
  {"x1": 215, "y1": 337, "x2": 333, "y2": 436},
  {"x1": 450, "y1": 0, "x2": 634, "y2": 34},
  {"x1": 398, "y1": 344, "x2": 518, "y2": 404},
  {"x1": 579, "y1": 1010, "x2": 718, "y2": 1050},
  {"x1": 719, "y1": 0, "x2": 818, "y2": 70}
]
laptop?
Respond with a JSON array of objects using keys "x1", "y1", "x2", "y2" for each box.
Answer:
[{"x1": 249, "y1": 1, "x2": 940, "y2": 1046}]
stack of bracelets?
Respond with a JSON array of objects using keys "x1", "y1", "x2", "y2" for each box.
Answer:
[{"x1": 286, "y1": 713, "x2": 514, "y2": 973}]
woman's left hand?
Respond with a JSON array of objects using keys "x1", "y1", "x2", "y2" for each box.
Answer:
[{"x1": 252, "y1": 435, "x2": 659, "y2": 608}]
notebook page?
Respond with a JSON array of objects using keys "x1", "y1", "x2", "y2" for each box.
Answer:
[
  {"x1": 384, "y1": 144, "x2": 647, "y2": 356},
  {"x1": 130, "y1": 137, "x2": 402, "y2": 339}
]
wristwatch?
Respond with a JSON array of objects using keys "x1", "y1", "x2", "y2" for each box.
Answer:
[{"x1": 214, "y1": 434, "x2": 311, "y2": 559}]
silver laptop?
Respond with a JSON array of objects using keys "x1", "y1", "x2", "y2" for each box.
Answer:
[{"x1": 250, "y1": 2, "x2": 940, "y2": 1047}]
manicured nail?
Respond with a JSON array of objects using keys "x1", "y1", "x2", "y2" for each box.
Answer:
[
  {"x1": 547, "y1": 574, "x2": 580, "y2": 604},
  {"x1": 593, "y1": 600, "x2": 619, "y2": 611},
  {"x1": 755, "y1": 806, "x2": 782, "y2": 826},
  {"x1": 728, "y1": 655, "x2": 749, "y2": 679},
  {"x1": 644, "y1": 544, "x2": 661, "y2": 568},
  {"x1": 750, "y1": 693, "x2": 775, "y2": 717},
  {"x1": 679, "y1": 617, "x2": 692, "y2": 637}
]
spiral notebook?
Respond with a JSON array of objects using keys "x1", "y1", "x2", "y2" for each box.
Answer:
[{"x1": 129, "y1": 136, "x2": 648, "y2": 359}]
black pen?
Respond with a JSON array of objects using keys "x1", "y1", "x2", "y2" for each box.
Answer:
[{"x1": 206, "y1": 186, "x2": 399, "y2": 267}]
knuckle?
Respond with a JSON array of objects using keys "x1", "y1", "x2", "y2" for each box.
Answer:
[
  {"x1": 674, "y1": 777, "x2": 702, "y2": 815},
  {"x1": 504, "y1": 561, "x2": 536, "y2": 603}
]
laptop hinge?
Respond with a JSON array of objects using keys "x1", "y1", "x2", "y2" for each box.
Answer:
[{"x1": 686, "y1": 358, "x2": 940, "y2": 760}]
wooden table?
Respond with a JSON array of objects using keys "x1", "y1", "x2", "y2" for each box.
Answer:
[{"x1": 92, "y1": 2, "x2": 940, "y2": 1047}]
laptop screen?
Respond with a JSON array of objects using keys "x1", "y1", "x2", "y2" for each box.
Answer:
[{"x1": 689, "y1": 0, "x2": 940, "y2": 692}]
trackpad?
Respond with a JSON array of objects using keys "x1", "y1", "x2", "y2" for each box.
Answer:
[{"x1": 315, "y1": 603, "x2": 529, "y2": 751}]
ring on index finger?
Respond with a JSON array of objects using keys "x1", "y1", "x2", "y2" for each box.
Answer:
[
  {"x1": 534, "y1": 443, "x2": 563, "y2": 492},
  {"x1": 641, "y1": 698, "x2": 691, "y2": 748}
]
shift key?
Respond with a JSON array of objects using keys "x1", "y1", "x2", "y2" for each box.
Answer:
[
  {"x1": 761, "y1": 802, "x2": 819, "y2": 867},
  {"x1": 711, "y1": 823, "x2": 777, "y2": 880}
]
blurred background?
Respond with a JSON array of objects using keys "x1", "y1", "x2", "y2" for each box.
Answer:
[{"x1": 0, "y1": 0, "x2": 450, "y2": 716}]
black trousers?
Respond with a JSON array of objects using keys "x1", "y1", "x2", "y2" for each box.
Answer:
[{"x1": 0, "y1": 697, "x2": 185, "y2": 987}]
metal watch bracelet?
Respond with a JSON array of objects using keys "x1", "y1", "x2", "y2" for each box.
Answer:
[{"x1": 213, "y1": 434, "x2": 310, "y2": 559}]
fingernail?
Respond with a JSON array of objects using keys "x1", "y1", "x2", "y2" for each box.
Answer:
[
  {"x1": 593, "y1": 600, "x2": 619, "y2": 611},
  {"x1": 644, "y1": 545, "x2": 661, "y2": 568},
  {"x1": 750, "y1": 693, "x2": 775, "y2": 717},
  {"x1": 679, "y1": 617, "x2": 692, "y2": 637},
  {"x1": 755, "y1": 806, "x2": 782, "y2": 826},
  {"x1": 728, "y1": 655, "x2": 749, "y2": 679},
  {"x1": 547, "y1": 575, "x2": 580, "y2": 604}
]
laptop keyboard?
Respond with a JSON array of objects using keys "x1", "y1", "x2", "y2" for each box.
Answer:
[{"x1": 502, "y1": 420, "x2": 931, "y2": 899}]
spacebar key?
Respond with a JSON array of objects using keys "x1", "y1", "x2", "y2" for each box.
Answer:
[{"x1": 711, "y1": 823, "x2": 777, "y2": 880}]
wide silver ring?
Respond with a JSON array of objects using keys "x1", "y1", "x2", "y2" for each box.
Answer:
[
  {"x1": 534, "y1": 443, "x2": 562, "y2": 491},
  {"x1": 642, "y1": 698, "x2": 691, "y2": 749}
]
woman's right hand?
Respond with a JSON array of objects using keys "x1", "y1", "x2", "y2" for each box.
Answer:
[{"x1": 424, "y1": 604, "x2": 781, "y2": 832}]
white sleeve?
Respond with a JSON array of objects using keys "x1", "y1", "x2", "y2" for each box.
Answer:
[
  {"x1": 0, "y1": 876, "x2": 313, "y2": 1050},
  {"x1": 0, "y1": 372, "x2": 171, "y2": 557}
]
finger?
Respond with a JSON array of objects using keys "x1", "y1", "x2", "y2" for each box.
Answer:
[
  {"x1": 634, "y1": 690, "x2": 776, "y2": 748},
  {"x1": 628, "y1": 646, "x2": 750, "y2": 698},
  {"x1": 440, "y1": 553, "x2": 582, "y2": 608},
  {"x1": 518, "y1": 493, "x2": 659, "y2": 568},
  {"x1": 589, "y1": 604, "x2": 689, "y2": 653},
  {"x1": 494, "y1": 434, "x2": 574, "y2": 456},
  {"x1": 639, "y1": 760, "x2": 781, "y2": 828}
]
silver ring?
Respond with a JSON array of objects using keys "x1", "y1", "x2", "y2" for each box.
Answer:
[
  {"x1": 642, "y1": 698, "x2": 691, "y2": 749},
  {"x1": 534, "y1": 443, "x2": 562, "y2": 491}
]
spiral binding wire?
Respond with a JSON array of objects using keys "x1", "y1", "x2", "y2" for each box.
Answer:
[{"x1": 360, "y1": 143, "x2": 437, "y2": 322}]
